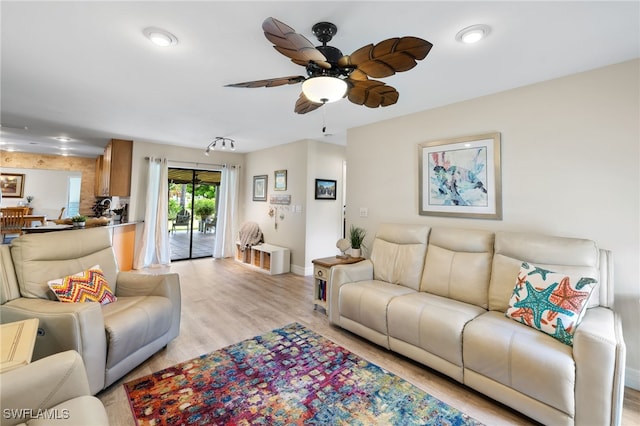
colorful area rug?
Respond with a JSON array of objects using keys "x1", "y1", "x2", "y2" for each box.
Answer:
[{"x1": 124, "y1": 323, "x2": 483, "y2": 425}]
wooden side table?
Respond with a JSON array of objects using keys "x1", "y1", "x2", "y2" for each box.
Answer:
[
  {"x1": 312, "y1": 256, "x2": 365, "y2": 314},
  {"x1": 1, "y1": 318, "x2": 39, "y2": 373}
]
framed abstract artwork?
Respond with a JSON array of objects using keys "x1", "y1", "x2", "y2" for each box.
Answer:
[
  {"x1": 314, "y1": 179, "x2": 337, "y2": 200},
  {"x1": 0, "y1": 173, "x2": 25, "y2": 198},
  {"x1": 418, "y1": 132, "x2": 502, "y2": 219},
  {"x1": 253, "y1": 175, "x2": 268, "y2": 201}
]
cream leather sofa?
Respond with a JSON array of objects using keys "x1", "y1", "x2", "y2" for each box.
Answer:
[
  {"x1": 1, "y1": 350, "x2": 109, "y2": 426},
  {"x1": 0, "y1": 227, "x2": 181, "y2": 395},
  {"x1": 328, "y1": 223, "x2": 626, "y2": 426}
]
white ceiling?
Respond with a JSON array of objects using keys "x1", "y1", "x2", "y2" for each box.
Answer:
[{"x1": 1, "y1": 1, "x2": 638, "y2": 158}]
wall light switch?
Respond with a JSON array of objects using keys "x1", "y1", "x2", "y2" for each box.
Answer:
[{"x1": 359, "y1": 207, "x2": 368, "y2": 218}]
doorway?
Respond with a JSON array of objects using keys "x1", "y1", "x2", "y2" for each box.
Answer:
[{"x1": 168, "y1": 168, "x2": 221, "y2": 261}]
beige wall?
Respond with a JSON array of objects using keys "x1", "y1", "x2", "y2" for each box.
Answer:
[
  {"x1": 243, "y1": 139, "x2": 346, "y2": 273},
  {"x1": 346, "y1": 59, "x2": 640, "y2": 389},
  {"x1": 0, "y1": 151, "x2": 96, "y2": 216}
]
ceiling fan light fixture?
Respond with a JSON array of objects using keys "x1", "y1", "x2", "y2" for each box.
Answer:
[
  {"x1": 302, "y1": 76, "x2": 347, "y2": 104},
  {"x1": 456, "y1": 24, "x2": 491, "y2": 44},
  {"x1": 143, "y1": 27, "x2": 178, "y2": 47}
]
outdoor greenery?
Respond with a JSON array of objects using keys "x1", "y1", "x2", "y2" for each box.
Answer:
[
  {"x1": 168, "y1": 198, "x2": 181, "y2": 219},
  {"x1": 194, "y1": 198, "x2": 215, "y2": 220}
]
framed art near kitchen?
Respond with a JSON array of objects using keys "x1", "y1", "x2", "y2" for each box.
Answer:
[
  {"x1": 0, "y1": 173, "x2": 25, "y2": 198},
  {"x1": 253, "y1": 175, "x2": 268, "y2": 201},
  {"x1": 274, "y1": 170, "x2": 287, "y2": 191},
  {"x1": 419, "y1": 132, "x2": 502, "y2": 219},
  {"x1": 315, "y1": 179, "x2": 337, "y2": 200}
]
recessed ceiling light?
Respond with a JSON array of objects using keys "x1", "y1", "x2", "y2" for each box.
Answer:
[
  {"x1": 55, "y1": 137, "x2": 71, "y2": 142},
  {"x1": 143, "y1": 27, "x2": 178, "y2": 47},
  {"x1": 456, "y1": 24, "x2": 491, "y2": 44}
]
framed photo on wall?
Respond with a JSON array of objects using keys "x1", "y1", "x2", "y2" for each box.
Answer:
[
  {"x1": 253, "y1": 175, "x2": 268, "y2": 201},
  {"x1": 274, "y1": 170, "x2": 287, "y2": 191},
  {"x1": 0, "y1": 173, "x2": 25, "y2": 198},
  {"x1": 315, "y1": 179, "x2": 337, "y2": 200},
  {"x1": 419, "y1": 132, "x2": 502, "y2": 219}
]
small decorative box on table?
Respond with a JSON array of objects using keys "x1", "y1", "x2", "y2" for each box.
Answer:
[{"x1": 312, "y1": 256, "x2": 365, "y2": 314}]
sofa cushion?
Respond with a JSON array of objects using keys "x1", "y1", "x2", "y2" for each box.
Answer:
[
  {"x1": 370, "y1": 223, "x2": 430, "y2": 291},
  {"x1": 102, "y1": 295, "x2": 172, "y2": 368},
  {"x1": 420, "y1": 227, "x2": 494, "y2": 308},
  {"x1": 387, "y1": 292, "x2": 486, "y2": 367},
  {"x1": 489, "y1": 231, "x2": 600, "y2": 312},
  {"x1": 505, "y1": 262, "x2": 596, "y2": 346},
  {"x1": 339, "y1": 280, "x2": 415, "y2": 336},
  {"x1": 47, "y1": 265, "x2": 117, "y2": 305},
  {"x1": 463, "y1": 311, "x2": 575, "y2": 417}
]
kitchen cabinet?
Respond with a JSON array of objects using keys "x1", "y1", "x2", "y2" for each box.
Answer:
[
  {"x1": 112, "y1": 223, "x2": 136, "y2": 271},
  {"x1": 95, "y1": 139, "x2": 132, "y2": 196}
]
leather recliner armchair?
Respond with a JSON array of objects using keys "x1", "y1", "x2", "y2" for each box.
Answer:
[
  {"x1": 0, "y1": 350, "x2": 109, "y2": 426},
  {"x1": 0, "y1": 227, "x2": 181, "y2": 395}
]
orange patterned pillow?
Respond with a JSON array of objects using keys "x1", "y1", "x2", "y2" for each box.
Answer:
[{"x1": 47, "y1": 265, "x2": 116, "y2": 305}]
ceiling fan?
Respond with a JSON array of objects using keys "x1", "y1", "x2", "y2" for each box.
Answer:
[{"x1": 226, "y1": 17, "x2": 433, "y2": 114}]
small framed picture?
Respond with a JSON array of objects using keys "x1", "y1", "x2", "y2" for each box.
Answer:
[
  {"x1": 0, "y1": 173, "x2": 25, "y2": 198},
  {"x1": 274, "y1": 170, "x2": 287, "y2": 191},
  {"x1": 315, "y1": 179, "x2": 337, "y2": 200},
  {"x1": 253, "y1": 175, "x2": 268, "y2": 201}
]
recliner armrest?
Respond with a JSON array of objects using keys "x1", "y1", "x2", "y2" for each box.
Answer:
[
  {"x1": 327, "y1": 260, "x2": 374, "y2": 325},
  {"x1": 0, "y1": 299, "x2": 107, "y2": 394},
  {"x1": 115, "y1": 272, "x2": 181, "y2": 340},
  {"x1": 573, "y1": 307, "x2": 626, "y2": 426},
  {"x1": 0, "y1": 351, "x2": 92, "y2": 426}
]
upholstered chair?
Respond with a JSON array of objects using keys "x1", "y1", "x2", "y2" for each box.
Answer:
[
  {"x1": 0, "y1": 227, "x2": 181, "y2": 395},
  {"x1": 0, "y1": 350, "x2": 109, "y2": 426}
]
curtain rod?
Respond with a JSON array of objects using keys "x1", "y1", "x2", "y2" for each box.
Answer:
[{"x1": 144, "y1": 157, "x2": 239, "y2": 168}]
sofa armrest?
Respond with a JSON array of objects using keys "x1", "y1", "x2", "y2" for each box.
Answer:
[
  {"x1": 327, "y1": 260, "x2": 374, "y2": 325},
  {"x1": 115, "y1": 272, "x2": 181, "y2": 340},
  {"x1": 573, "y1": 307, "x2": 626, "y2": 426},
  {"x1": 0, "y1": 299, "x2": 107, "y2": 394},
  {"x1": 0, "y1": 351, "x2": 91, "y2": 426}
]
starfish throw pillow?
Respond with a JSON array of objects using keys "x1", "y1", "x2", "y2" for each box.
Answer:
[
  {"x1": 505, "y1": 262, "x2": 596, "y2": 345},
  {"x1": 48, "y1": 264, "x2": 117, "y2": 305}
]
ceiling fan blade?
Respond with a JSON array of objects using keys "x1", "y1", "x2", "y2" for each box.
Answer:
[
  {"x1": 262, "y1": 17, "x2": 331, "y2": 68},
  {"x1": 339, "y1": 36, "x2": 432, "y2": 79},
  {"x1": 294, "y1": 93, "x2": 323, "y2": 114},
  {"x1": 225, "y1": 75, "x2": 306, "y2": 88},
  {"x1": 347, "y1": 78, "x2": 399, "y2": 108}
]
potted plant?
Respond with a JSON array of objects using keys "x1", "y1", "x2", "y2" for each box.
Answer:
[
  {"x1": 71, "y1": 215, "x2": 87, "y2": 228},
  {"x1": 349, "y1": 225, "x2": 367, "y2": 258},
  {"x1": 194, "y1": 199, "x2": 215, "y2": 231}
]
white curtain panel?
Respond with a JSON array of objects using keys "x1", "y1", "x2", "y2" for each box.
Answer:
[
  {"x1": 134, "y1": 157, "x2": 170, "y2": 269},
  {"x1": 213, "y1": 165, "x2": 239, "y2": 258}
]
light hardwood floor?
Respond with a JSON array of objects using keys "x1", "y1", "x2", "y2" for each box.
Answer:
[{"x1": 99, "y1": 257, "x2": 640, "y2": 426}]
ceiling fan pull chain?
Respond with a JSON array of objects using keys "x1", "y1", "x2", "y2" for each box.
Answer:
[{"x1": 322, "y1": 101, "x2": 327, "y2": 133}]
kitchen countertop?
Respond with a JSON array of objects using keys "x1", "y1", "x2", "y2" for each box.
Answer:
[{"x1": 22, "y1": 221, "x2": 141, "y2": 234}]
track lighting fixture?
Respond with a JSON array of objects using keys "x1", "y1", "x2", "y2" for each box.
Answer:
[{"x1": 204, "y1": 137, "x2": 235, "y2": 155}]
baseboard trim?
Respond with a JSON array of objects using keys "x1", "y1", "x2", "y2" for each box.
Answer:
[
  {"x1": 290, "y1": 264, "x2": 309, "y2": 276},
  {"x1": 626, "y1": 366, "x2": 640, "y2": 390}
]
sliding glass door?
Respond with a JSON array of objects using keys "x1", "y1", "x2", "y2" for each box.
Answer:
[{"x1": 168, "y1": 168, "x2": 221, "y2": 261}]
